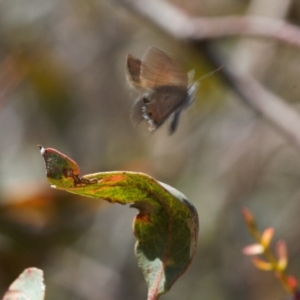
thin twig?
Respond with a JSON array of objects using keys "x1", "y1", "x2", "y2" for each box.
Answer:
[
  {"x1": 121, "y1": 0, "x2": 300, "y2": 49},
  {"x1": 229, "y1": 0, "x2": 292, "y2": 77},
  {"x1": 0, "y1": 55, "x2": 28, "y2": 107}
]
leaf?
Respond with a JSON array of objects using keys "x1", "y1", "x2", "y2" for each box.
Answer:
[
  {"x1": 39, "y1": 146, "x2": 199, "y2": 299},
  {"x1": 260, "y1": 227, "x2": 274, "y2": 249},
  {"x1": 243, "y1": 243, "x2": 264, "y2": 255},
  {"x1": 2, "y1": 268, "x2": 45, "y2": 300},
  {"x1": 276, "y1": 240, "x2": 288, "y2": 271},
  {"x1": 241, "y1": 207, "x2": 257, "y2": 237},
  {"x1": 252, "y1": 257, "x2": 273, "y2": 271}
]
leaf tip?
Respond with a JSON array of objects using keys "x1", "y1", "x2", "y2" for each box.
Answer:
[
  {"x1": 37, "y1": 144, "x2": 45, "y2": 154},
  {"x1": 241, "y1": 207, "x2": 255, "y2": 227}
]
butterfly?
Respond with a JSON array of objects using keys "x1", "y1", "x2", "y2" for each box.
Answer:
[{"x1": 126, "y1": 46, "x2": 199, "y2": 134}]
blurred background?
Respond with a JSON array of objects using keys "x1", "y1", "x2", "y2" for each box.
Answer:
[{"x1": 1, "y1": 0, "x2": 300, "y2": 299}]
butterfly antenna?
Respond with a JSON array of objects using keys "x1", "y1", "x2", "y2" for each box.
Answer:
[{"x1": 198, "y1": 65, "x2": 224, "y2": 82}]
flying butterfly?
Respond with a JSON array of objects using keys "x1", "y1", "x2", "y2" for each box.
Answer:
[{"x1": 126, "y1": 46, "x2": 199, "y2": 134}]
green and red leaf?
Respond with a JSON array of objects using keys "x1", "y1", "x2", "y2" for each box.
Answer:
[{"x1": 39, "y1": 146, "x2": 199, "y2": 299}]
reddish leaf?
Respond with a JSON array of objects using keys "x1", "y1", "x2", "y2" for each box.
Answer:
[{"x1": 276, "y1": 240, "x2": 288, "y2": 271}]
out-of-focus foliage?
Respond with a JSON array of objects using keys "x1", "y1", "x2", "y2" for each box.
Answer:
[
  {"x1": 242, "y1": 208, "x2": 298, "y2": 297},
  {"x1": 1, "y1": 0, "x2": 300, "y2": 299},
  {"x1": 2, "y1": 268, "x2": 45, "y2": 300}
]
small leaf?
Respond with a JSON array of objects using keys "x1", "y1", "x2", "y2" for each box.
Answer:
[
  {"x1": 2, "y1": 268, "x2": 45, "y2": 300},
  {"x1": 276, "y1": 240, "x2": 288, "y2": 271},
  {"x1": 39, "y1": 146, "x2": 199, "y2": 298},
  {"x1": 243, "y1": 244, "x2": 264, "y2": 255},
  {"x1": 241, "y1": 207, "x2": 254, "y2": 226},
  {"x1": 241, "y1": 207, "x2": 257, "y2": 237},
  {"x1": 252, "y1": 257, "x2": 273, "y2": 271},
  {"x1": 260, "y1": 227, "x2": 274, "y2": 248},
  {"x1": 286, "y1": 276, "x2": 299, "y2": 292}
]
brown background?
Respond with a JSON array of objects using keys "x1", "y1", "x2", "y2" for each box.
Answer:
[{"x1": 0, "y1": 0, "x2": 300, "y2": 299}]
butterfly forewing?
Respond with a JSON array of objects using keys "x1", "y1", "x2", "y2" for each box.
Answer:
[
  {"x1": 126, "y1": 55, "x2": 143, "y2": 90},
  {"x1": 140, "y1": 47, "x2": 188, "y2": 89}
]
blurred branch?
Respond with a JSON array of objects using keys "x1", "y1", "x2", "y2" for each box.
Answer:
[
  {"x1": 120, "y1": 0, "x2": 300, "y2": 150},
  {"x1": 227, "y1": 70, "x2": 300, "y2": 148},
  {"x1": 0, "y1": 55, "x2": 28, "y2": 107},
  {"x1": 121, "y1": 0, "x2": 300, "y2": 48},
  {"x1": 229, "y1": 0, "x2": 292, "y2": 77}
]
